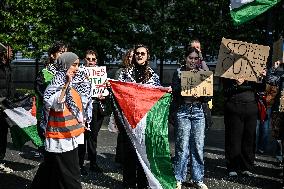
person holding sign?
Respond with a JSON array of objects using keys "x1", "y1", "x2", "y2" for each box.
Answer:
[
  {"x1": 31, "y1": 52, "x2": 84, "y2": 189},
  {"x1": 77, "y1": 50, "x2": 107, "y2": 175},
  {"x1": 172, "y1": 47, "x2": 210, "y2": 189},
  {"x1": 222, "y1": 69, "x2": 266, "y2": 177}
]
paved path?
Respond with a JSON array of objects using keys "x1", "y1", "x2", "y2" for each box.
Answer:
[{"x1": 0, "y1": 118, "x2": 282, "y2": 189}]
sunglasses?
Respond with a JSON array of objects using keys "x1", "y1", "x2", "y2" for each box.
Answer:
[
  {"x1": 86, "y1": 57, "x2": 97, "y2": 61},
  {"x1": 135, "y1": 52, "x2": 146, "y2": 56}
]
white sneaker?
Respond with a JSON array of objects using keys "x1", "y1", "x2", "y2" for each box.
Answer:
[
  {"x1": 228, "y1": 171, "x2": 238, "y2": 177},
  {"x1": 192, "y1": 182, "x2": 208, "y2": 189},
  {"x1": 0, "y1": 163, "x2": 13, "y2": 173},
  {"x1": 241, "y1": 170, "x2": 253, "y2": 177},
  {"x1": 176, "y1": 181, "x2": 182, "y2": 189}
]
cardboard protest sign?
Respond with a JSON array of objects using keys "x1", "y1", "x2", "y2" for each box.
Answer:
[
  {"x1": 86, "y1": 66, "x2": 109, "y2": 97},
  {"x1": 181, "y1": 70, "x2": 213, "y2": 97},
  {"x1": 272, "y1": 38, "x2": 284, "y2": 63},
  {"x1": 215, "y1": 38, "x2": 269, "y2": 82}
]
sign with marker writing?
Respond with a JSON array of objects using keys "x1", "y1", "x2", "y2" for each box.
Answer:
[
  {"x1": 181, "y1": 70, "x2": 213, "y2": 97},
  {"x1": 215, "y1": 38, "x2": 269, "y2": 82},
  {"x1": 86, "y1": 66, "x2": 109, "y2": 97}
]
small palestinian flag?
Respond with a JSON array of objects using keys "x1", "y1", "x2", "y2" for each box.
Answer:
[
  {"x1": 4, "y1": 105, "x2": 43, "y2": 149},
  {"x1": 109, "y1": 80, "x2": 176, "y2": 189}
]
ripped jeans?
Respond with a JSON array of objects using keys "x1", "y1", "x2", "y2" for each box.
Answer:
[{"x1": 174, "y1": 103, "x2": 206, "y2": 183}]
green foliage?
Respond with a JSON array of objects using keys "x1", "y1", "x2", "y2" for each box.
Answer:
[{"x1": 0, "y1": 0, "x2": 283, "y2": 63}]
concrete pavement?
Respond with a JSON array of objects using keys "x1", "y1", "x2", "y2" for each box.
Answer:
[{"x1": 0, "y1": 116, "x2": 282, "y2": 189}]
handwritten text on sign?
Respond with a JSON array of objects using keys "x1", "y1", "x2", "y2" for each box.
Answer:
[
  {"x1": 215, "y1": 38, "x2": 270, "y2": 82},
  {"x1": 181, "y1": 71, "x2": 213, "y2": 97},
  {"x1": 86, "y1": 66, "x2": 109, "y2": 97}
]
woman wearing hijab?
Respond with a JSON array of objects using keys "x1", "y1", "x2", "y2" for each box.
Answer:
[
  {"x1": 31, "y1": 52, "x2": 85, "y2": 189},
  {"x1": 117, "y1": 44, "x2": 160, "y2": 188}
]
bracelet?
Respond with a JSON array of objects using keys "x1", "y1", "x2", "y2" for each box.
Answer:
[{"x1": 62, "y1": 85, "x2": 68, "y2": 90}]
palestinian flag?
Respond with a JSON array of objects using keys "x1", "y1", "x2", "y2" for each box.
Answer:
[
  {"x1": 4, "y1": 103, "x2": 43, "y2": 149},
  {"x1": 230, "y1": 0, "x2": 280, "y2": 25},
  {"x1": 109, "y1": 80, "x2": 176, "y2": 189}
]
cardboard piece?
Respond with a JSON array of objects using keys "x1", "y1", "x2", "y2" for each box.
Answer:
[
  {"x1": 215, "y1": 38, "x2": 270, "y2": 82},
  {"x1": 86, "y1": 66, "x2": 109, "y2": 97},
  {"x1": 272, "y1": 38, "x2": 284, "y2": 63},
  {"x1": 181, "y1": 70, "x2": 213, "y2": 97}
]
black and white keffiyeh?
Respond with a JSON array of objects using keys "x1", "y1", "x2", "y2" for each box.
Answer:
[
  {"x1": 118, "y1": 66, "x2": 160, "y2": 86},
  {"x1": 43, "y1": 52, "x2": 83, "y2": 124}
]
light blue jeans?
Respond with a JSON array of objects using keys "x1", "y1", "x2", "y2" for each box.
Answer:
[{"x1": 174, "y1": 103, "x2": 206, "y2": 183}]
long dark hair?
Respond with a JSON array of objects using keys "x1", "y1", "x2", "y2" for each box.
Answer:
[
  {"x1": 130, "y1": 44, "x2": 152, "y2": 83},
  {"x1": 181, "y1": 46, "x2": 200, "y2": 70},
  {"x1": 46, "y1": 41, "x2": 68, "y2": 66}
]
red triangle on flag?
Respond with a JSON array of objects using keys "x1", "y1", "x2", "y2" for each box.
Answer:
[{"x1": 110, "y1": 80, "x2": 167, "y2": 129}]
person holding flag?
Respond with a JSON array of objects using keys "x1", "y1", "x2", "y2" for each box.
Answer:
[{"x1": 115, "y1": 44, "x2": 170, "y2": 188}]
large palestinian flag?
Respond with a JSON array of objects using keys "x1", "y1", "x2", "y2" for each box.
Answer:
[{"x1": 109, "y1": 80, "x2": 176, "y2": 189}]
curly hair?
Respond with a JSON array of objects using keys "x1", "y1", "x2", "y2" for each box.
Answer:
[
  {"x1": 130, "y1": 44, "x2": 153, "y2": 83},
  {"x1": 122, "y1": 48, "x2": 134, "y2": 68}
]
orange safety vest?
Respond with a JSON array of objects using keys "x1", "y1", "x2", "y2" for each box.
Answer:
[{"x1": 46, "y1": 88, "x2": 85, "y2": 139}]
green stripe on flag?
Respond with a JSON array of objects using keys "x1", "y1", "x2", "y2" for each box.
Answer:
[
  {"x1": 230, "y1": 0, "x2": 280, "y2": 25},
  {"x1": 10, "y1": 124, "x2": 43, "y2": 149},
  {"x1": 145, "y1": 93, "x2": 176, "y2": 189}
]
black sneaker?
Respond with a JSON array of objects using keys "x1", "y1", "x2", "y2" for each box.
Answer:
[
  {"x1": 89, "y1": 163, "x2": 103, "y2": 173},
  {"x1": 80, "y1": 166, "x2": 88, "y2": 176}
]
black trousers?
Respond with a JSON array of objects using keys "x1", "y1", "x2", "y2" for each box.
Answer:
[
  {"x1": 78, "y1": 103, "x2": 104, "y2": 167},
  {"x1": 121, "y1": 131, "x2": 148, "y2": 188},
  {"x1": 0, "y1": 111, "x2": 9, "y2": 159},
  {"x1": 31, "y1": 148, "x2": 82, "y2": 189},
  {"x1": 115, "y1": 132, "x2": 123, "y2": 163},
  {"x1": 224, "y1": 101, "x2": 258, "y2": 172}
]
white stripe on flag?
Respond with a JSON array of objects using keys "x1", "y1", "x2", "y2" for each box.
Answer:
[
  {"x1": 123, "y1": 113, "x2": 163, "y2": 188},
  {"x1": 4, "y1": 107, "x2": 37, "y2": 128},
  {"x1": 230, "y1": 0, "x2": 254, "y2": 9}
]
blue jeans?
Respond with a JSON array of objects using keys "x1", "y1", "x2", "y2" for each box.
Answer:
[
  {"x1": 256, "y1": 108, "x2": 271, "y2": 152},
  {"x1": 174, "y1": 103, "x2": 206, "y2": 183}
]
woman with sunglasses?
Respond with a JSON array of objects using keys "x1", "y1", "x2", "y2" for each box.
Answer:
[
  {"x1": 77, "y1": 50, "x2": 106, "y2": 176},
  {"x1": 172, "y1": 47, "x2": 210, "y2": 189},
  {"x1": 117, "y1": 44, "x2": 160, "y2": 188}
]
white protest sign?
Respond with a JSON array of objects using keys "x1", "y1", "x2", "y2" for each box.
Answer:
[
  {"x1": 181, "y1": 70, "x2": 213, "y2": 97},
  {"x1": 215, "y1": 38, "x2": 269, "y2": 82},
  {"x1": 86, "y1": 66, "x2": 109, "y2": 97}
]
